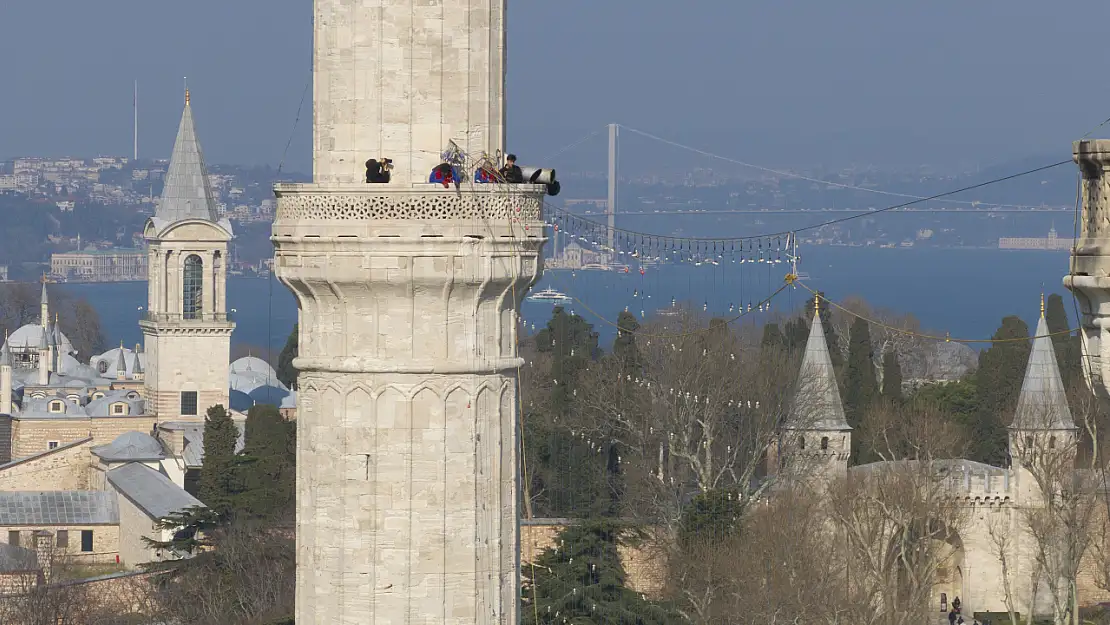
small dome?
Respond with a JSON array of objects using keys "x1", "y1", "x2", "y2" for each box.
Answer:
[
  {"x1": 230, "y1": 356, "x2": 278, "y2": 379},
  {"x1": 7, "y1": 323, "x2": 74, "y2": 354},
  {"x1": 92, "y1": 431, "x2": 165, "y2": 462}
]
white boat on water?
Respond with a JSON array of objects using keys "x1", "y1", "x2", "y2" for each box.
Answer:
[{"x1": 528, "y1": 287, "x2": 571, "y2": 303}]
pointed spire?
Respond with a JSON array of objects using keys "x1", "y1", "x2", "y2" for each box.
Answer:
[
  {"x1": 116, "y1": 341, "x2": 127, "y2": 373},
  {"x1": 1012, "y1": 314, "x2": 1074, "y2": 431},
  {"x1": 39, "y1": 278, "x2": 48, "y2": 306},
  {"x1": 38, "y1": 326, "x2": 49, "y2": 351},
  {"x1": 156, "y1": 91, "x2": 219, "y2": 223},
  {"x1": 788, "y1": 308, "x2": 849, "y2": 431},
  {"x1": 0, "y1": 332, "x2": 12, "y2": 368},
  {"x1": 132, "y1": 353, "x2": 143, "y2": 375}
]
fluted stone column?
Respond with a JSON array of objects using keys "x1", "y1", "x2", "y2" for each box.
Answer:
[{"x1": 1066, "y1": 140, "x2": 1110, "y2": 399}]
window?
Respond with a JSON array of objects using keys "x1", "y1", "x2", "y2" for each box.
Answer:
[
  {"x1": 80, "y1": 530, "x2": 93, "y2": 553},
  {"x1": 183, "y1": 254, "x2": 204, "y2": 320},
  {"x1": 56, "y1": 530, "x2": 68, "y2": 549},
  {"x1": 48, "y1": 441, "x2": 59, "y2": 450},
  {"x1": 8, "y1": 531, "x2": 18, "y2": 547},
  {"x1": 97, "y1": 360, "x2": 109, "y2": 374},
  {"x1": 1049, "y1": 436, "x2": 1057, "y2": 449},
  {"x1": 111, "y1": 403, "x2": 127, "y2": 415},
  {"x1": 820, "y1": 437, "x2": 830, "y2": 451},
  {"x1": 798, "y1": 436, "x2": 805, "y2": 450},
  {"x1": 181, "y1": 391, "x2": 198, "y2": 416},
  {"x1": 48, "y1": 401, "x2": 64, "y2": 413},
  {"x1": 1026, "y1": 436, "x2": 1034, "y2": 449},
  {"x1": 92, "y1": 392, "x2": 105, "y2": 400}
]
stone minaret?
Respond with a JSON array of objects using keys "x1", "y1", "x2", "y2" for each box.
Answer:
[
  {"x1": 139, "y1": 90, "x2": 235, "y2": 419},
  {"x1": 272, "y1": 2, "x2": 546, "y2": 623},
  {"x1": 0, "y1": 337, "x2": 12, "y2": 415},
  {"x1": 1067, "y1": 140, "x2": 1110, "y2": 399}
]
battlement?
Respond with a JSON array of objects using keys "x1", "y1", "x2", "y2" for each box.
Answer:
[{"x1": 943, "y1": 466, "x2": 1012, "y2": 505}]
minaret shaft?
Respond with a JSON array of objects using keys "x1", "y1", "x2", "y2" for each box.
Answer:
[{"x1": 277, "y1": 2, "x2": 544, "y2": 623}]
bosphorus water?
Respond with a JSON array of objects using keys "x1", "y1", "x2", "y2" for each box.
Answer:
[{"x1": 62, "y1": 246, "x2": 1076, "y2": 355}]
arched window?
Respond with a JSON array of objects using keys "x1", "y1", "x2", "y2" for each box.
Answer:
[
  {"x1": 798, "y1": 436, "x2": 805, "y2": 450},
  {"x1": 1026, "y1": 436, "x2": 1034, "y2": 449},
  {"x1": 183, "y1": 255, "x2": 203, "y2": 320},
  {"x1": 1049, "y1": 436, "x2": 1057, "y2": 450},
  {"x1": 821, "y1": 436, "x2": 830, "y2": 450}
]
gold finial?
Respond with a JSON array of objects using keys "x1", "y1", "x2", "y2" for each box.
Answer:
[
  {"x1": 185, "y1": 89, "x2": 190, "y2": 105},
  {"x1": 120, "y1": 340, "x2": 124, "y2": 349},
  {"x1": 1040, "y1": 291, "x2": 1046, "y2": 319},
  {"x1": 814, "y1": 294, "x2": 820, "y2": 315}
]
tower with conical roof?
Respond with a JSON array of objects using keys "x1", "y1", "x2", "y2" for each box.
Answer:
[
  {"x1": 782, "y1": 302, "x2": 852, "y2": 481},
  {"x1": 1009, "y1": 296, "x2": 1077, "y2": 495},
  {"x1": 272, "y1": 2, "x2": 547, "y2": 621},
  {"x1": 139, "y1": 90, "x2": 235, "y2": 420}
]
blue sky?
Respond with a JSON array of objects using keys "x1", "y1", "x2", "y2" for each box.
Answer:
[{"x1": 2, "y1": 0, "x2": 1108, "y2": 173}]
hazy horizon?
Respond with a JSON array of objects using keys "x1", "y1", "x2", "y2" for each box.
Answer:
[{"x1": 3, "y1": 1, "x2": 1109, "y2": 174}]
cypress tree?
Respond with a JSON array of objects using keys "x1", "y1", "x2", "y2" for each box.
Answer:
[
  {"x1": 783, "y1": 317, "x2": 810, "y2": 355},
  {"x1": 974, "y1": 316, "x2": 1031, "y2": 466},
  {"x1": 881, "y1": 347, "x2": 903, "y2": 401},
  {"x1": 1044, "y1": 293, "x2": 1081, "y2": 388},
  {"x1": 613, "y1": 310, "x2": 641, "y2": 375},
  {"x1": 276, "y1": 324, "x2": 298, "y2": 390},
  {"x1": 761, "y1": 323, "x2": 784, "y2": 350},
  {"x1": 238, "y1": 404, "x2": 296, "y2": 522},
  {"x1": 844, "y1": 318, "x2": 878, "y2": 461},
  {"x1": 522, "y1": 521, "x2": 679, "y2": 625},
  {"x1": 197, "y1": 404, "x2": 240, "y2": 519}
]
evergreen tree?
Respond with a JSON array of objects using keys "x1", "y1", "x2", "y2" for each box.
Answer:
[
  {"x1": 843, "y1": 318, "x2": 878, "y2": 461},
  {"x1": 973, "y1": 316, "x2": 1031, "y2": 466},
  {"x1": 197, "y1": 404, "x2": 240, "y2": 519},
  {"x1": 142, "y1": 506, "x2": 222, "y2": 562},
  {"x1": 783, "y1": 316, "x2": 810, "y2": 355},
  {"x1": 677, "y1": 489, "x2": 743, "y2": 547},
  {"x1": 524, "y1": 415, "x2": 615, "y2": 518},
  {"x1": 881, "y1": 346, "x2": 903, "y2": 401},
  {"x1": 276, "y1": 323, "x2": 298, "y2": 390},
  {"x1": 1044, "y1": 293, "x2": 1081, "y2": 388},
  {"x1": 523, "y1": 521, "x2": 680, "y2": 625},
  {"x1": 613, "y1": 310, "x2": 641, "y2": 375},
  {"x1": 536, "y1": 307, "x2": 598, "y2": 415},
  {"x1": 760, "y1": 323, "x2": 784, "y2": 350},
  {"x1": 237, "y1": 404, "x2": 296, "y2": 522},
  {"x1": 806, "y1": 291, "x2": 843, "y2": 370}
]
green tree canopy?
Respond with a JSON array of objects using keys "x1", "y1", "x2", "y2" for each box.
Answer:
[
  {"x1": 197, "y1": 404, "x2": 240, "y2": 519},
  {"x1": 760, "y1": 323, "x2": 784, "y2": 351},
  {"x1": 973, "y1": 316, "x2": 1031, "y2": 465},
  {"x1": 881, "y1": 346, "x2": 903, "y2": 401},
  {"x1": 844, "y1": 317, "x2": 878, "y2": 461},
  {"x1": 536, "y1": 307, "x2": 598, "y2": 415},
  {"x1": 276, "y1": 323, "x2": 298, "y2": 390},
  {"x1": 237, "y1": 404, "x2": 296, "y2": 523}
]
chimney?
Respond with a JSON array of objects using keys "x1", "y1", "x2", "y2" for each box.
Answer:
[{"x1": 33, "y1": 530, "x2": 53, "y2": 584}]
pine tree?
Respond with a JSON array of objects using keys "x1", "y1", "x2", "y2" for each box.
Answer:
[
  {"x1": 197, "y1": 404, "x2": 240, "y2": 519},
  {"x1": 1044, "y1": 293, "x2": 1081, "y2": 388},
  {"x1": 237, "y1": 404, "x2": 296, "y2": 522},
  {"x1": 522, "y1": 521, "x2": 680, "y2": 625},
  {"x1": 974, "y1": 316, "x2": 1031, "y2": 466},
  {"x1": 276, "y1": 324, "x2": 298, "y2": 390},
  {"x1": 881, "y1": 347, "x2": 903, "y2": 401},
  {"x1": 677, "y1": 489, "x2": 742, "y2": 547}
]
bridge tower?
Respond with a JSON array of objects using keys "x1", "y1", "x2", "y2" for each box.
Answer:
[{"x1": 272, "y1": 2, "x2": 547, "y2": 623}]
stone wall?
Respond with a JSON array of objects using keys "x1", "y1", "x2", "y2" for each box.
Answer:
[
  {"x1": 115, "y1": 488, "x2": 162, "y2": 568},
  {"x1": 0, "y1": 438, "x2": 91, "y2": 491},
  {"x1": 11, "y1": 416, "x2": 157, "y2": 459},
  {"x1": 1, "y1": 526, "x2": 118, "y2": 565}
]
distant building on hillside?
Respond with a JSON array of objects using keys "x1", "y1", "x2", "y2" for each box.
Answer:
[
  {"x1": 50, "y1": 249, "x2": 147, "y2": 282},
  {"x1": 999, "y1": 226, "x2": 1074, "y2": 250}
]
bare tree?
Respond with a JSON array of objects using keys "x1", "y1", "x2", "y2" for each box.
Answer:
[
  {"x1": 573, "y1": 311, "x2": 801, "y2": 530},
  {"x1": 827, "y1": 401, "x2": 970, "y2": 625}
]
